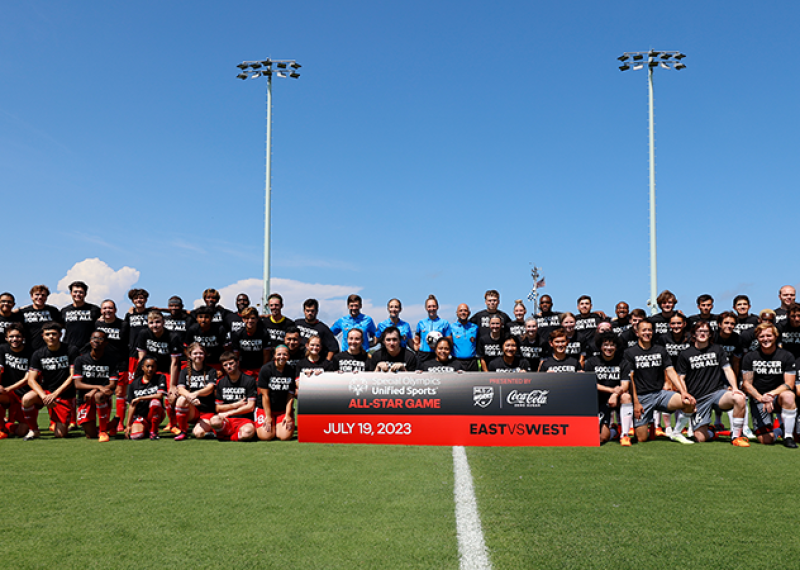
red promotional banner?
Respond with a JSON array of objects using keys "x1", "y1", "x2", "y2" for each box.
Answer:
[{"x1": 298, "y1": 372, "x2": 599, "y2": 447}]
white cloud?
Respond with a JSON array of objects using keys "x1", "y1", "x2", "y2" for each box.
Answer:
[
  {"x1": 49, "y1": 258, "x2": 140, "y2": 307},
  {"x1": 196, "y1": 277, "x2": 454, "y2": 332}
]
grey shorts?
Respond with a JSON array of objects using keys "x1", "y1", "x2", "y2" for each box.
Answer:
[
  {"x1": 690, "y1": 389, "x2": 730, "y2": 431},
  {"x1": 749, "y1": 399, "x2": 783, "y2": 436},
  {"x1": 634, "y1": 390, "x2": 677, "y2": 428}
]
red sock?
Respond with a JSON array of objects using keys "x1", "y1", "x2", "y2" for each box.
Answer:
[
  {"x1": 23, "y1": 406, "x2": 38, "y2": 431},
  {"x1": 115, "y1": 397, "x2": 126, "y2": 423},
  {"x1": 98, "y1": 402, "x2": 110, "y2": 433},
  {"x1": 176, "y1": 406, "x2": 189, "y2": 433},
  {"x1": 165, "y1": 400, "x2": 176, "y2": 427},
  {"x1": 0, "y1": 404, "x2": 7, "y2": 433},
  {"x1": 147, "y1": 402, "x2": 164, "y2": 435}
]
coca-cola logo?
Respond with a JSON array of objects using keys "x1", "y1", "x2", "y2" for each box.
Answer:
[{"x1": 506, "y1": 389, "x2": 549, "y2": 407}]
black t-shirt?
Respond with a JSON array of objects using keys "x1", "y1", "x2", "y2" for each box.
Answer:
[
  {"x1": 224, "y1": 312, "x2": 245, "y2": 335},
  {"x1": 215, "y1": 373, "x2": 257, "y2": 418},
  {"x1": 655, "y1": 332, "x2": 691, "y2": 367},
  {"x1": 713, "y1": 331, "x2": 743, "y2": 361},
  {"x1": 508, "y1": 321, "x2": 526, "y2": 340},
  {"x1": 262, "y1": 316, "x2": 294, "y2": 346},
  {"x1": 74, "y1": 351, "x2": 119, "y2": 403},
  {"x1": 126, "y1": 374, "x2": 167, "y2": 418},
  {"x1": 677, "y1": 344, "x2": 730, "y2": 398},
  {"x1": 177, "y1": 367, "x2": 217, "y2": 413},
  {"x1": 136, "y1": 329, "x2": 182, "y2": 374},
  {"x1": 94, "y1": 318, "x2": 128, "y2": 366},
  {"x1": 739, "y1": 328, "x2": 760, "y2": 354},
  {"x1": 487, "y1": 355, "x2": 531, "y2": 372},
  {"x1": 296, "y1": 357, "x2": 330, "y2": 376},
  {"x1": 648, "y1": 313, "x2": 675, "y2": 336},
  {"x1": 618, "y1": 327, "x2": 640, "y2": 349},
  {"x1": 0, "y1": 344, "x2": 32, "y2": 395},
  {"x1": 184, "y1": 323, "x2": 227, "y2": 365},
  {"x1": 123, "y1": 310, "x2": 152, "y2": 357},
  {"x1": 419, "y1": 359, "x2": 463, "y2": 373},
  {"x1": 294, "y1": 319, "x2": 340, "y2": 355},
  {"x1": 741, "y1": 348, "x2": 796, "y2": 394},
  {"x1": 623, "y1": 343, "x2": 672, "y2": 396},
  {"x1": 257, "y1": 363, "x2": 297, "y2": 412},
  {"x1": 734, "y1": 314, "x2": 759, "y2": 335},
  {"x1": 0, "y1": 312, "x2": 24, "y2": 340},
  {"x1": 611, "y1": 317, "x2": 631, "y2": 336},
  {"x1": 535, "y1": 311, "x2": 562, "y2": 342},
  {"x1": 470, "y1": 310, "x2": 511, "y2": 335},
  {"x1": 476, "y1": 331, "x2": 504, "y2": 362},
  {"x1": 775, "y1": 308, "x2": 788, "y2": 325},
  {"x1": 61, "y1": 303, "x2": 101, "y2": 349},
  {"x1": 539, "y1": 356, "x2": 581, "y2": 373},
  {"x1": 367, "y1": 347, "x2": 418, "y2": 372},
  {"x1": 230, "y1": 327, "x2": 270, "y2": 371},
  {"x1": 585, "y1": 352, "x2": 628, "y2": 404},
  {"x1": 330, "y1": 351, "x2": 369, "y2": 372},
  {"x1": 575, "y1": 313, "x2": 606, "y2": 343},
  {"x1": 164, "y1": 311, "x2": 191, "y2": 335},
  {"x1": 518, "y1": 337, "x2": 543, "y2": 371},
  {"x1": 778, "y1": 321, "x2": 800, "y2": 359},
  {"x1": 190, "y1": 306, "x2": 233, "y2": 330},
  {"x1": 20, "y1": 305, "x2": 63, "y2": 351},
  {"x1": 29, "y1": 343, "x2": 79, "y2": 399},
  {"x1": 688, "y1": 314, "x2": 719, "y2": 333}
]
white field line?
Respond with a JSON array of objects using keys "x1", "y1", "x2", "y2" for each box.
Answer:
[{"x1": 453, "y1": 446, "x2": 492, "y2": 570}]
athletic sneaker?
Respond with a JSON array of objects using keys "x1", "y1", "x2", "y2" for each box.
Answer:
[
  {"x1": 783, "y1": 436, "x2": 797, "y2": 449},
  {"x1": 23, "y1": 430, "x2": 39, "y2": 441},
  {"x1": 107, "y1": 422, "x2": 118, "y2": 437},
  {"x1": 174, "y1": 432, "x2": 187, "y2": 442},
  {"x1": 620, "y1": 436, "x2": 632, "y2": 447},
  {"x1": 98, "y1": 432, "x2": 110, "y2": 443},
  {"x1": 655, "y1": 427, "x2": 666, "y2": 438},
  {"x1": 0, "y1": 431, "x2": 8, "y2": 440},
  {"x1": 731, "y1": 436, "x2": 750, "y2": 447},
  {"x1": 170, "y1": 426, "x2": 182, "y2": 436},
  {"x1": 743, "y1": 427, "x2": 756, "y2": 440},
  {"x1": 665, "y1": 426, "x2": 673, "y2": 438},
  {"x1": 628, "y1": 427, "x2": 634, "y2": 437},
  {"x1": 48, "y1": 422, "x2": 55, "y2": 432},
  {"x1": 670, "y1": 432, "x2": 695, "y2": 445},
  {"x1": 149, "y1": 432, "x2": 160, "y2": 441}
]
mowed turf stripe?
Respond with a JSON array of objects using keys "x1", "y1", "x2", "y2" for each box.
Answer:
[{"x1": 453, "y1": 446, "x2": 491, "y2": 570}]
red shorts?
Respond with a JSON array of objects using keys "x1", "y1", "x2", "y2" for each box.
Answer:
[
  {"x1": 1, "y1": 391, "x2": 23, "y2": 422},
  {"x1": 197, "y1": 412, "x2": 215, "y2": 423},
  {"x1": 131, "y1": 416, "x2": 157, "y2": 432},
  {"x1": 255, "y1": 408, "x2": 286, "y2": 428},
  {"x1": 240, "y1": 368, "x2": 261, "y2": 378},
  {"x1": 34, "y1": 393, "x2": 75, "y2": 425},
  {"x1": 128, "y1": 357, "x2": 139, "y2": 377},
  {"x1": 77, "y1": 401, "x2": 96, "y2": 426},
  {"x1": 214, "y1": 417, "x2": 253, "y2": 441}
]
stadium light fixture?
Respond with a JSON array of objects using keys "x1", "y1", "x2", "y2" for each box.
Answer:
[
  {"x1": 235, "y1": 58, "x2": 302, "y2": 309},
  {"x1": 617, "y1": 50, "x2": 687, "y2": 314}
]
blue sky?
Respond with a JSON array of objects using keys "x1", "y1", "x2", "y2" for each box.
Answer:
[{"x1": 1, "y1": 1, "x2": 797, "y2": 324}]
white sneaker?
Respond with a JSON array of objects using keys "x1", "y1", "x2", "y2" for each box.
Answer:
[
  {"x1": 670, "y1": 432, "x2": 695, "y2": 445},
  {"x1": 23, "y1": 431, "x2": 39, "y2": 441},
  {"x1": 665, "y1": 426, "x2": 674, "y2": 438},
  {"x1": 743, "y1": 427, "x2": 756, "y2": 440}
]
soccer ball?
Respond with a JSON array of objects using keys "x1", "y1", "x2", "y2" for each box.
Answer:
[{"x1": 426, "y1": 330, "x2": 443, "y2": 349}]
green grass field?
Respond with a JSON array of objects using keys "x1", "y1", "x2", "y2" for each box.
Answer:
[{"x1": 3, "y1": 419, "x2": 799, "y2": 569}]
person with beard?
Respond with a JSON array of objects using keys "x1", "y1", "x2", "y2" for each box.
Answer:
[{"x1": 294, "y1": 298, "x2": 338, "y2": 359}]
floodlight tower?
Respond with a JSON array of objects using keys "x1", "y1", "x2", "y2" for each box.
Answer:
[
  {"x1": 617, "y1": 50, "x2": 686, "y2": 314},
  {"x1": 236, "y1": 59, "x2": 301, "y2": 309}
]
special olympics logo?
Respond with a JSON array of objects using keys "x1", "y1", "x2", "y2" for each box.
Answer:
[
  {"x1": 348, "y1": 378, "x2": 369, "y2": 396},
  {"x1": 473, "y1": 386, "x2": 494, "y2": 408}
]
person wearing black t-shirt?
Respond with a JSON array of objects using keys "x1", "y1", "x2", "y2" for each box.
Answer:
[
  {"x1": 688, "y1": 294, "x2": 719, "y2": 333},
  {"x1": 294, "y1": 298, "x2": 338, "y2": 360},
  {"x1": 0, "y1": 324, "x2": 32, "y2": 438},
  {"x1": 210, "y1": 352, "x2": 257, "y2": 442},
  {"x1": 585, "y1": 332, "x2": 632, "y2": 445},
  {"x1": 538, "y1": 329, "x2": 581, "y2": 373},
  {"x1": 775, "y1": 285, "x2": 796, "y2": 325},
  {"x1": 60, "y1": 281, "x2": 101, "y2": 350},
  {"x1": 586, "y1": 322, "x2": 614, "y2": 359},
  {"x1": 122, "y1": 288, "x2": 152, "y2": 392},
  {"x1": 477, "y1": 315, "x2": 506, "y2": 371},
  {"x1": 518, "y1": 318, "x2": 543, "y2": 371},
  {"x1": 553, "y1": 313, "x2": 586, "y2": 366},
  {"x1": 419, "y1": 337, "x2": 463, "y2": 373},
  {"x1": 733, "y1": 295, "x2": 759, "y2": 335},
  {"x1": 739, "y1": 309, "x2": 777, "y2": 356},
  {"x1": 574, "y1": 295, "x2": 607, "y2": 344},
  {"x1": 223, "y1": 293, "x2": 251, "y2": 336},
  {"x1": 535, "y1": 295, "x2": 562, "y2": 344},
  {"x1": 256, "y1": 345, "x2": 296, "y2": 441},
  {"x1": 619, "y1": 309, "x2": 647, "y2": 349},
  {"x1": 95, "y1": 299, "x2": 129, "y2": 433},
  {"x1": 507, "y1": 300, "x2": 528, "y2": 340},
  {"x1": 0, "y1": 292, "x2": 24, "y2": 341},
  {"x1": 675, "y1": 321, "x2": 748, "y2": 446},
  {"x1": 648, "y1": 289, "x2": 680, "y2": 336},
  {"x1": 470, "y1": 289, "x2": 511, "y2": 335},
  {"x1": 741, "y1": 323, "x2": 797, "y2": 447},
  {"x1": 487, "y1": 337, "x2": 530, "y2": 372},
  {"x1": 189, "y1": 288, "x2": 232, "y2": 330},
  {"x1": 124, "y1": 356, "x2": 167, "y2": 440},
  {"x1": 184, "y1": 306, "x2": 228, "y2": 369},
  {"x1": 163, "y1": 296, "x2": 191, "y2": 335},
  {"x1": 73, "y1": 330, "x2": 118, "y2": 442},
  {"x1": 174, "y1": 343, "x2": 217, "y2": 441},
  {"x1": 230, "y1": 307, "x2": 270, "y2": 377},
  {"x1": 296, "y1": 335, "x2": 330, "y2": 383},
  {"x1": 21, "y1": 322, "x2": 79, "y2": 440},
  {"x1": 611, "y1": 302, "x2": 631, "y2": 336},
  {"x1": 778, "y1": 303, "x2": 800, "y2": 360},
  {"x1": 19, "y1": 285, "x2": 63, "y2": 352},
  {"x1": 331, "y1": 329, "x2": 370, "y2": 372},
  {"x1": 624, "y1": 320, "x2": 695, "y2": 444},
  {"x1": 369, "y1": 327, "x2": 417, "y2": 372},
  {"x1": 284, "y1": 328, "x2": 306, "y2": 367},
  {"x1": 655, "y1": 313, "x2": 691, "y2": 368},
  {"x1": 137, "y1": 310, "x2": 182, "y2": 433}
]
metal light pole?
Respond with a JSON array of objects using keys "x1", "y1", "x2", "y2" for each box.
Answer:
[
  {"x1": 618, "y1": 50, "x2": 685, "y2": 314},
  {"x1": 236, "y1": 59, "x2": 301, "y2": 310}
]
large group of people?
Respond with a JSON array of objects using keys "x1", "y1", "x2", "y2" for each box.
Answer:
[{"x1": 0, "y1": 281, "x2": 798, "y2": 449}]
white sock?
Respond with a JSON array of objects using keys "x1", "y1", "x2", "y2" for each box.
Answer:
[
  {"x1": 743, "y1": 401, "x2": 752, "y2": 433},
  {"x1": 620, "y1": 403, "x2": 633, "y2": 437},
  {"x1": 731, "y1": 417, "x2": 744, "y2": 438},
  {"x1": 726, "y1": 410, "x2": 735, "y2": 429},
  {"x1": 662, "y1": 412, "x2": 672, "y2": 429},
  {"x1": 673, "y1": 412, "x2": 690, "y2": 435},
  {"x1": 653, "y1": 411, "x2": 661, "y2": 428},
  {"x1": 782, "y1": 409, "x2": 797, "y2": 439}
]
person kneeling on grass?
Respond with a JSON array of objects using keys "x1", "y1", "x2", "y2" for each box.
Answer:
[
  {"x1": 585, "y1": 332, "x2": 632, "y2": 446},
  {"x1": 174, "y1": 343, "x2": 217, "y2": 441},
  {"x1": 73, "y1": 330, "x2": 118, "y2": 443},
  {"x1": 210, "y1": 352, "x2": 256, "y2": 442},
  {"x1": 675, "y1": 321, "x2": 749, "y2": 447},
  {"x1": 124, "y1": 356, "x2": 167, "y2": 440},
  {"x1": 256, "y1": 345, "x2": 296, "y2": 441}
]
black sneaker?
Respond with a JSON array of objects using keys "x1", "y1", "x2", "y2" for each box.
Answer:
[
  {"x1": 149, "y1": 433, "x2": 160, "y2": 441},
  {"x1": 784, "y1": 437, "x2": 798, "y2": 449}
]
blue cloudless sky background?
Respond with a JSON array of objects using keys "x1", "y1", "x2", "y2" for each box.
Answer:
[{"x1": 1, "y1": 1, "x2": 798, "y2": 323}]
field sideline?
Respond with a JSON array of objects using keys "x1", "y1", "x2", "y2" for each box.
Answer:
[{"x1": 3, "y1": 423, "x2": 799, "y2": 569}]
